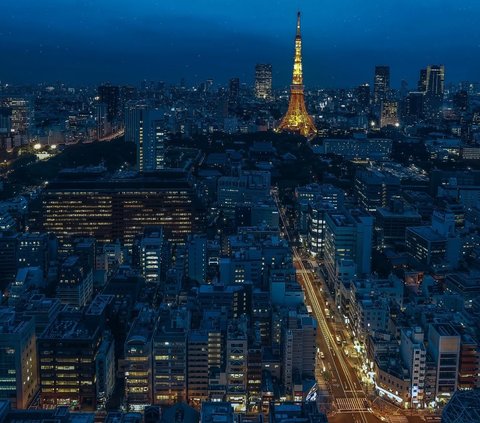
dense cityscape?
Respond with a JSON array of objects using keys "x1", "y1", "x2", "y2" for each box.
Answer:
[{"x1": 1, "y1": 5, "x2": 480, "y2": 423}]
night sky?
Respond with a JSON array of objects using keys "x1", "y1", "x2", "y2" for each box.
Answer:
[{"x1": 2, "y1": 0, "x2": 480, "y2": 88}]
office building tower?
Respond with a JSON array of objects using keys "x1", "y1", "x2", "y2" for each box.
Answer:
[
  {"x1": 0, "y1": 309, "x2": 38, "y2": 409},
  {"x1": 405, "y1": 226, "x2": 447, "y2": 268},
  {"x1": 254, "y1": 64, "x2": 272, "y2": 100},
  {"x1": 124, "y1": 309, "x2": 157, "y2": 410},
  {"x1": 0, "y1": 108, "x2": 12, "y2": 135},
  {"x1": 95, "y1": 103, "x2": 108, "y2": 138},
  {"x1": 283, "y1": 311, "x2": 317, "y2": 393},
  {"x1": 323, "y1": 208, "x2": 373, "y2": 287},
  {"x1": 374, "y1": 200, "x2": 422, "y2": 247},
  {"x1": 400, "y1": 328, "x2": 427, "y2": 406},
  {"x1": 453, "y1": 90, "x2": 468, "y2": 112},
  {"x1": 137, "y1": 108, "x2": 166, "y2": 172},
  {"x1": 405, "y1": 92, "x2": 425, "y2": 120},
  {"x1": 424, "y1": 65, "x2": 445, "y2": 119},
  {"x1": 226, "y1": 317, "x2": 248, "y2": 412},
  {"x1": 187, "y1": 331, "x2": 209, "y2": 406},
  {"x1": 0, "y1": 233, "x2": 18, "y2": 289},
  {"x1": 354, "y1": 168, "x2": 401, "y2": 213},
  {"x1": 427, "y1": 323, "x2": 460, "y2": 399},
  {"x1": 307, "y1": 201, "x2": 333, "y2": 256},
  {"x1": 152, "y1": 311, "x2": 187, "y2": 405},
  {"x1": 124, "y1": 102, "x2": 166, "y2": 171},
  {"x1": 374, "y1": 66, "x2": 390, "y2": 105},
  {"x1": 418, "y1": 68, "x2": 428, "y2": 92},
  {"x1": 187, "y1": 235, "x2": 207, "y2": 284},
  {"x1": 124, "y1": 101, "x2": 148, "y2": 143},
  {"x1": 134, "y1": 227, "x2": 166, "y2": 284},
  {"x1": 380, "y1": 100, "x2": 399, "y2": 127},
  {"x1": 39, "y1": 311, "x2": 103, "y2": 410},
  {"x1": 56, "y1": 256, "x2": 93, "y2": 307},
  {"x1": 2, "y1": 98, "x2": 32, "y2": 136},
  {"x1": 277, "y1": 12, "x2": 316, "y2": 137},
  {"x1": 42, "y1": 169, "x2": 205, "y2": 248},
  {"x1": 97, "y1": 84, "x2": 120, "y2": 122},
  {"x1": 355, "y1": 83, "x2": 371, "y2": 112},
  {"x1": 228, "y1": 77, "x2": 240, "y2": 101}
]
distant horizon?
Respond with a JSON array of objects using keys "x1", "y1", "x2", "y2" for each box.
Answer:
[{"x1": 2, "y1": 1, "x2": 480, "y2": 89}]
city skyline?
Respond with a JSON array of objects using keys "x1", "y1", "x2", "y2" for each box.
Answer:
[
  {"x1": 2, "y1": 0, "x2": 480, "y2": 87},
  {"x1": 1, "y1": 2, "x2": 480, "y2": 422}
]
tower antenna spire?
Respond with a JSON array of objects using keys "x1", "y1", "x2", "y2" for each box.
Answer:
[{"x1": 296, "y1": 11, "x2": 301, "y2": 37}]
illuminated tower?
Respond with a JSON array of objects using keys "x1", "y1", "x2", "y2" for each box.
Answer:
[{"x1": 277, "y1": 12, "x2": 316, "y2": 138}]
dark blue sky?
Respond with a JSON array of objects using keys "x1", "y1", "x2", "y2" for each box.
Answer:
[{"x1": 1, "y1": 0, "x2": 480, "y2": 88}]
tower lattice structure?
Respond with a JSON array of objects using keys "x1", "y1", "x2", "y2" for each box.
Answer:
[{"x1": 277, "y1": 12, "x2": 317, "y2": 138}]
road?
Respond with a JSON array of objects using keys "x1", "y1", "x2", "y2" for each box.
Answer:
[{"x1": 272, "y1": 190, "x2": 381, "y2": 423}]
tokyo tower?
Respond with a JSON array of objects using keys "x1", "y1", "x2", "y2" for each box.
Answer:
[{"x1": 276, "y1": 12, "x2": 317, "y2": 138}]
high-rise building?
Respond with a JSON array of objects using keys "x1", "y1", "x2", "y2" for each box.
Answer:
[
  {"x1": 283, "y1": 310, "x2": 317, "y2": 394},
  {"x1": 134, "y1": 227, "x2": 166, "y2": 284},
  {"x1": 424, "y1": 65, "x2": 445, "y2": 119},
  {"x1": 42, "y1": 169, "x2": 205, "y2": 248},
  {"x1": 97, "y1": 84, "x2": 120, "y2": 122},
  {"x1": 0, "y1": 233, "x2": 18, "y2": 289},
  {"x1": 124, "y1": 309, "x2": 157, "y2": 410},
  {"x1": 453, "y1": 90, "x2": 468, "y2": 112},
  {"x1": 405, "y1": 92, "x2": 425, "y2": 120},
  {"x1": 0, "y1": 107, "x2": 12, "y2": 135},
  {"x1": 125, "y1": 102, "x2": 167, "y2": 172},
  {"x1": 355, "y1": 83, "x2": 371, "y2": 112},
  {"x1": 152, "y1": 311, "x2": 187, "y2": 405},
  {"x1": 427, "y1": 323, "x2": 460, "y2": 399},
  {"x1": 400, "y1": 328, "x2": 427, "y2": 406},
  {"x1": 187, "y1": 331, "x2": 209, "y2": 406},
  {"x1": 254, "y1": 64, "x2": 272, "y2": 100},
  {"x1": 354, "y1": 168, "x2": 401, "y2": 213},
  {"x1": 418, "y1": 68, "x2": 428, "y2": 92},
  {"x1": 0, "y1": 309, "x2": 38, "y2": 409},
  {"x1": 226, "y1": 317, "x2": 248, "y2": 412},
  {"x1": 137, "y1": 108, "x2": 166, "y2": 172},
  {"x1": 124, "y1": 100, "x2": 149, "y2": 143},
  {"x1": 39, "y1": 311, "x2": 103, "y2": 410},
  {"x1": 373, "y1": 66, "x2": 390, "y2": 105},
  {"x1": 1, "y1": 98, "x2": 32, "y2": 136},
  {"x1": 323, "y1": 208, "x2": 373, "y2": 287},
  {"x1": 380, "y1": 100, "x2": 399, "y2": 127},
  {"x1": 187, "y1": 235, "x2": 207, "y2": 284},
  {"x1": 276, "y1": 12, "x2": 316, "y2": 137},
  {"x1": 228, "y1": 77, "x2": 240, "y2": 101}
]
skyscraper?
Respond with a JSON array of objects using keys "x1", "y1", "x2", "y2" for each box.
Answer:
[
  {"x1": 424, "y1": 65, "x2": 445, "y2": 119},
  {"x1": 124, "y1": 101, "x2": 166, "y2": 171},
  {"x1": 97, "y1": 84, "x2": 120, "y2": 122},
  {"x1": 254, "y1": 64, "x2": 272, "y2": 100},
  {"x1": 276, "y1": 12, "x2": 316, "y2": 138},
  {"x1": 355, "y1": 83, "x2": 371, "y2": 112},
  {"x1": 373, "y1": 66, "x2": 390, "y2": 105}
]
